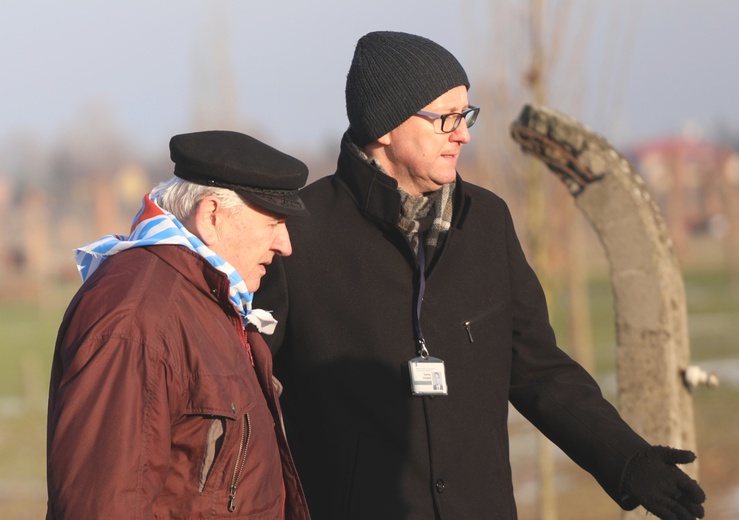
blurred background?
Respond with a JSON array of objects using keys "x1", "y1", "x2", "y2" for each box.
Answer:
[{"x1": 2, "y1": 1, "x2": 738, "y2": 518}]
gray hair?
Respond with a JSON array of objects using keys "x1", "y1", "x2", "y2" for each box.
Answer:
[{"x1": 150, "y1": 176, "x2": 247, "y2": 222}]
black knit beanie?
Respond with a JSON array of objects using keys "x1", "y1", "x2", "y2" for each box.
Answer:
[{"x1": 345, "y1": 31, "x2": 470, "y2": 146}]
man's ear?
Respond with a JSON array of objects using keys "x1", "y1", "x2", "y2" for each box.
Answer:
[
  {"x1": 364, "y1": 132, "x2": 391, "y2": 161},
  {"x1": 376, "y1": 131, "x2": 392, "y2": 146},
  {"x1": 188, "y1": 196, "x2": 220, "y2": 246}
]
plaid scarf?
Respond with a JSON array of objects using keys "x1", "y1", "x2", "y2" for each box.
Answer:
[
  {"x1": 348, "y1": 139, "x2": 454, "y2": 259},
  {"x1": 74, "y1": 194, "x2": 277, "y2": 334},
  {"x1": 398, "y1": 181, "x2": 455, "y2": 258}
]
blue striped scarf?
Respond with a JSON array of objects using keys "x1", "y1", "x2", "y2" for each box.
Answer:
[{"x1": 74, "y1": 194, "x2": 276, "y2": 334}]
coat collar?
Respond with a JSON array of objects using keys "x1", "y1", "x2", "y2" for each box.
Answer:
[{"x1": 334, "y1": 131, "x2": 471, "y2": 229}]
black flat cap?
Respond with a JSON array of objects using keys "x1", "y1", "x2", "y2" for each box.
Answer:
[{"x1": 169, "y1": 130, "x2": 309, "y2": 216}]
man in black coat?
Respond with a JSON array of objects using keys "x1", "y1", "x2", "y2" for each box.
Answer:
[{"x1": 255, "y1": 30, "x2": 706, "y2": 520}]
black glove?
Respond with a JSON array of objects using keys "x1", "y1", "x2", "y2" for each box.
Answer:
[{"x1": 622, "y1": 445, "x2": 706, "y2": 520}]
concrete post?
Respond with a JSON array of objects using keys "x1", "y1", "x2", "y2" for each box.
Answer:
[{"x1": 510, "y1": 104, "x2": 698, "y2": 519}]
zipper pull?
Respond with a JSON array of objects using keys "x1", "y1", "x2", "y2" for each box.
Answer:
[
  {"x1": 464, "y1": 321, "x2": 474, "y2": 343},
  {"x1": 228, "y1": 484, "x2": 237, "y2": 512}
]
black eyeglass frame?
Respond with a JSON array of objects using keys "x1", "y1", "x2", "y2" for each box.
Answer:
[{"x1": 415, "y1": 105, "x2": 480, "y2": 133}]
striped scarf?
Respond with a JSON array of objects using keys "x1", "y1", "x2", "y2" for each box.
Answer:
[{"x1": 74, "y1": 194, "x2": 277, "y2": 334}]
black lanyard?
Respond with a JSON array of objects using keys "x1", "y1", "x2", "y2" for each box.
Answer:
[{"x1": 413, "y1": 235, "x2": 429, "y2": 358}]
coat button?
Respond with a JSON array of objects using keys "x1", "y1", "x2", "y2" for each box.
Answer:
[
  {"x1": 435, "y1": 479, "x2": 445, "y2": 493},
  {"x1": 231, "y1": 403, "x2": 237, "y2": 413}
]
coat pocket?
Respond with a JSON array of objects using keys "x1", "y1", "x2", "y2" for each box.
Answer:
[
  {"x1": 184, "y1": 373, "x2": 256, "y2": 419},
  {"x1": 199, "y1": 418, "x2": 225, "y2": 492},
  {"x1": 183, "y1": 373, "x2": 257, "y2": 493},
  {"x1": 462, "y1": 304, "x2": 505, "y2": 344}
]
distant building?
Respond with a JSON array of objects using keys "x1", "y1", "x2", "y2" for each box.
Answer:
[{"x1": 628, "y1": 136, "x2": 739, "y2": 262}]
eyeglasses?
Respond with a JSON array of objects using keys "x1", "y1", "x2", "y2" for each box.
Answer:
[{"x1": 415, "y1": 105, "x2": 480, "y2": 133}]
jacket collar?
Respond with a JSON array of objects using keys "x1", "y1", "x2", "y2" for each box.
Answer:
[
  {"x1": 335, "y1": 132, "x2": 402, "y2": 226},
  {"x1": 334, "y1": 131, "x2": 471, "y2": 229},
  {"x1": 147, "y1": 244, "x2": 232, "y2": 305}
]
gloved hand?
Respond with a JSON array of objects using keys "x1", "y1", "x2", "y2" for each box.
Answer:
[{"x1": 621, "y1": 445, "x2": 706, "y2": 520}]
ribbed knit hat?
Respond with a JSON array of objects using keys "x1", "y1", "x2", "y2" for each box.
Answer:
[{"x1": 345, "y1": 31, "x2": 469, "y2": 146}]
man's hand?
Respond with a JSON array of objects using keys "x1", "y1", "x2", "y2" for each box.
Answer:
[{"x1": 622, "y1": 445, "x2": 706, "y2": 519}]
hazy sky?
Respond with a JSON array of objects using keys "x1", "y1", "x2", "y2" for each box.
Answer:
[{"x1": 2, "y1": 1, "x2": 739, "y2": 159}]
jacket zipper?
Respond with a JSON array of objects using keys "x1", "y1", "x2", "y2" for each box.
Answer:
[
  {"x1": 463, "y1": 321, "x2": 475, "y2": 343},
  {"x1": 227, "y1": 412, "x2": 251, "y2": 512},
  {"x1": 462, "y1": 306, "x2": 500, "y2": 343}
]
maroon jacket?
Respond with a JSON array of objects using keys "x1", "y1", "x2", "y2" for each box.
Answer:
[{"x1": 47, "y1": 245, "x2": 309, "y2": 519}]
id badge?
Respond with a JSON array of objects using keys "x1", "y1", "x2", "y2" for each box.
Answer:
[{"x1": 408, "y1": 356, "x2": 448, "y2": 396}]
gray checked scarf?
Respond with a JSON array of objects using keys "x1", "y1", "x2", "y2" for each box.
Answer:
[
  {"x1": 350, "y1": 140, "x2": 455, "y2": 261},
  {"x1": 397, "y1": 182, "x2": 454, "y2": 261}
]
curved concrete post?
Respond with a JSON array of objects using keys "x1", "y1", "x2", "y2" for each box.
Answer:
[{"x1": 509, "y1": 105, "x2": 697, "y2": 472}]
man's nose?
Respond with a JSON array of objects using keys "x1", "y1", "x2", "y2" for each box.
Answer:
[
  {"x1": 274, "y1": 223, "x2": 293, "y2": 257},
  {"x1": 451, "y1": 118, "x2": 471, "y2": 144}
]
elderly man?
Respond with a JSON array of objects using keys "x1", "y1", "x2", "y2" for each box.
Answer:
[
  {"x1": 46, "y1": 131, "x2": 310, "y2": 519},
  {"x1": 254, "y1": 31, "x2": 706, "y2": 519}
]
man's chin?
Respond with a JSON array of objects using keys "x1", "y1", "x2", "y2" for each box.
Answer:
[{"x1": 244, "y1": 277, "x2": 261, "y2": 294}]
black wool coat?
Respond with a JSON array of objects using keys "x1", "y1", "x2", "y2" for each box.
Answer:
[{"x1": 254, "y1": 133, "x2": 649, "y2": 520}]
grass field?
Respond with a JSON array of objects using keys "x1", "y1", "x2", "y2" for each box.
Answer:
[{"x1": 0, "y1": 269, "x2": 736, "y2": 519}]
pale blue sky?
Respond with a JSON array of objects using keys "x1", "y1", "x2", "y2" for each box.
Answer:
[{"x1": 2, "y1": 0, "x2": 739, "y2": 157}]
